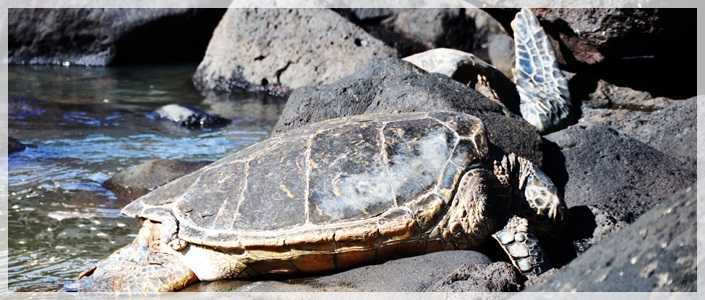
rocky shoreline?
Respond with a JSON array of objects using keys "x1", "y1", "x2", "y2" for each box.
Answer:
[{"x1": 8, "y1": 7, "x2": 697, "y2": 293}]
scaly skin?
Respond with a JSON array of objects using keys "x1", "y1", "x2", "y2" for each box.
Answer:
[
  {"x1": 75, "y1": 220, "x2": 197, "y2": 292},
  {"x1": 512, "y1": 8, "x2": 571, "y2": 133}
]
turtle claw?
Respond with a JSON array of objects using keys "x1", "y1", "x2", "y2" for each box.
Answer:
[{"x1": 548, "y1": 202, "x2": 561, "y2": 221}]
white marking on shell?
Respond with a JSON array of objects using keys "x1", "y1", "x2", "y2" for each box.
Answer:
[{"x1": 317, "y1": 131, "x2": 450, "y2": 220}]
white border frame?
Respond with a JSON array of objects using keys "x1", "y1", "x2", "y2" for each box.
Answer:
[{"x1": 0, "y1": 1, "x2": 701, "y2": 298}]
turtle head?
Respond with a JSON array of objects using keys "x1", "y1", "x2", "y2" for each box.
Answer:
[
  {"x1": 494, "y1": 153, "x2": 565, "y2": 227},
  {"x1": 71, "y1": 220, "x2": 198, "y2": 293}
]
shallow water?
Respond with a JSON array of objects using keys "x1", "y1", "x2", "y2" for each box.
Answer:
[{"x1": 7, "y1": 64, "x2": 284, "y2": 291}]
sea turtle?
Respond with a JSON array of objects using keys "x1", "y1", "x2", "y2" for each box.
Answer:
[
  {"x1": 512, "y1": 8, "x2": 572, "y2": 133},
  {"x1": 74, "y1": 111, "x2": 564, "y2": 292}
]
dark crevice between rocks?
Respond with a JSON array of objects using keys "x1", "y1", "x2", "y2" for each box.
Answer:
[
  {"x1": 537, "y1": 138, "x2": 580, "y2": 268},
  {"x1": 481, "y1": 8, "x2": 520, "y2": 36},
  {"x1": 548, "y1": 10, "x2": 694, "y2": 100},
  {"x1": 591, "y1": 55, "x2": 695, "y2": 100},
  {"x1": 112, "y1": 9, "x2": 226, "y2": 65},
  {"x1": 595, "y1": 9, "x2": 696, "y2": 99},
  {"x1": 331, "y1": 9, "x2": 435, "y2": 57},
  {"x1": 354, "y1": 25, "x2": 428, "y2": 57},
  {"x1": 485, "y1": 8, "x2": 695, "y2": 100}
]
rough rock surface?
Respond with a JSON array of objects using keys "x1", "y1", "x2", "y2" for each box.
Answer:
[
  {"x1": 426, "y1": 262, "x2": 522, "y2": 292},
  {"x1": 544, "y1": 124, "x2": 694, "y2": 224},
  {"x1": 402, "y1": 48, "x2": 519, "y2": 109},
  {"x1": 8, "y1": 8, "x2": 225, "y2": 65},
  {"x1": 526, "y1": 186, "x2": 696, "y2": 292},
  {"x1": 193, "y1": 8, "x2": 397, "y2": 96},
  {"x1": 274, "y1": 58, "x2": 544, "y2": 165},
  {"x1": 103, "y1": 159, "x2": 211, "y2": 201},
  {"x1": 152, "y1": 104, "x2": 230, "y2": 129},
  {"x1": 564, "y1": 205, "x2": 628, "y2": 255},
  {"x1": 582, "y1": 80, "x2": 673, "y2": 110},
  {"x1": 582, "y1": 98, "x2": 696, "y2": 168},
  {"x1": 8, "y1": 137, "x2": 26, "y2": 154},
  {"x1": 188, "y1": 251, "x2": 495, "y2": 292}
]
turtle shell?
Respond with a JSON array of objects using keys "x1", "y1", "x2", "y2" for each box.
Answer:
[{"x1": 122, "y1": 112, "x2": 489, "y2": 248}]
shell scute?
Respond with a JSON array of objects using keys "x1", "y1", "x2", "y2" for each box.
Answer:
[
  {"x1": 307, "y1": 121, "x2": 393, "y2": 224},
  {"x1": 232, "y1": 137, "x2": 308, "y2": 230}
]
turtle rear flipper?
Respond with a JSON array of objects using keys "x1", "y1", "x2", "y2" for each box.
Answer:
[{"x1": 493, "y1": 216, "x2": 550, "y2": 274}]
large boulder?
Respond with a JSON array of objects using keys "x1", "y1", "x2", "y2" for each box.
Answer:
[
  {"x1": 543, "y1": 124, "x2": 695, "y2": 253},
  {"x1": 8, "y1": 8, "x2": 225, "y2": 65},
  {"x1": 273, "y1": 58, "x2": 544, "y2": 165},
  {"x1": 582, "y1": 98, "x2": 696, "y2": 168},
  {"x1": 103, "y1": 159, "x2": 211, "y2": 201},
  {"x1": 193, "y1": 8, "x2": 397, "y2": 96},
  {"x1": 186, "y1": 251, "x2": 519, "y2": 292},
  {"x1": 544, "y1": 123, "x2": 694, "y2": 221},
  {"x1": 525, "y1": 185, "x2": 696, "y2": 292}
]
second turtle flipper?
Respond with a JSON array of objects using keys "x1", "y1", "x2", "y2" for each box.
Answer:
[{"x1": 511, "y1": 8, "x2": 571, "y2": 133}]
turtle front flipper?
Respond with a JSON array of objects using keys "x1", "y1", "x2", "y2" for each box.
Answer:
[
  {"x1": 70, "y1": 220, "x2": 198, "y2": 293},
  {"x1": 492, "y1": 216, "x2": 549, "y2": 274},
  {"x1": 494, "y1": 153, "x2": 565, "y2": 226}
]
